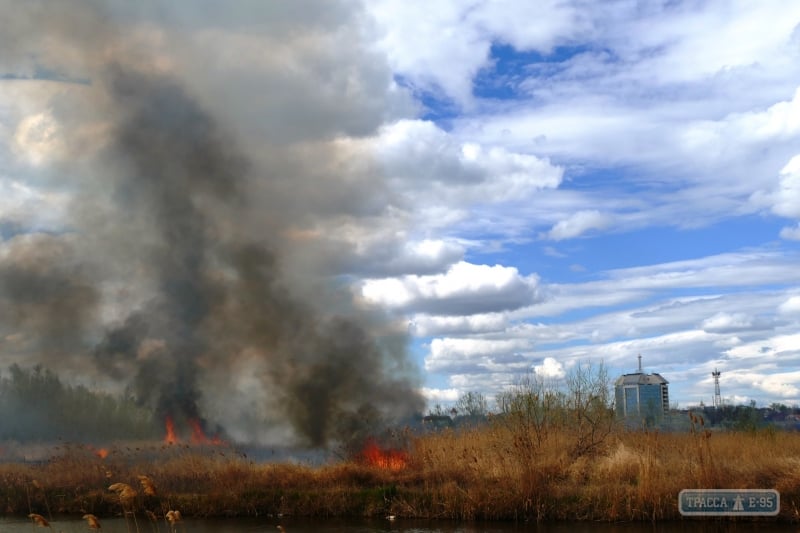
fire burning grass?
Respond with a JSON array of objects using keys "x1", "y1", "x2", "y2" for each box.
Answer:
[
  {"x1": 2, "y1": 425, "x2": 800, "y2": 524},
  {"x1": 164, "y1": 416, "x2": 178, "y2": 445},
  {"x1": 360, "y1": 438, "x2": 409, "y2": 471},
  {"x1": 163, "y1": 415, "x2": 225, "y2": 447}
]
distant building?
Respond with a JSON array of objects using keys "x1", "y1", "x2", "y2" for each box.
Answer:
[
  {"x1": 615, "y1": 355, "x2": 669, "y2": 422},
  {"x1": 421, "y1": 414, "x2": 453, "y2": 429}
]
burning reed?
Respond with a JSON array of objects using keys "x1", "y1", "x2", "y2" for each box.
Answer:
[{"x1": 1, "y1": 423, "x2": 799, "y2": 524}]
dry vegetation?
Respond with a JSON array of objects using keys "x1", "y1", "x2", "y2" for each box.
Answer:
[
  {"x1": 409, "y1": 419, "x2": 800, "y2": 522},
  {"x1": 2, "y1": 419, "x2": 799, "y2": 525}
]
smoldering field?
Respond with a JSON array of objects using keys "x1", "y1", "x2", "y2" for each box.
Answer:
[
  {"x1": 0, "y1": 1, "x2": 423, "y2": 449},
  {"x1": 2, "y1": 417, "x2": 800, "y2": 523}
]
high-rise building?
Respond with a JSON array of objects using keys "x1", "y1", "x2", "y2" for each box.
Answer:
[{"x1": 614, "y1": 355, "x2": 669, "y2": 421}]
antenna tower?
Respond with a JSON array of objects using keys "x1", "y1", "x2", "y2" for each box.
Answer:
[{"x1": 712, "y1": 369, "x2": 722, "y2": 408}]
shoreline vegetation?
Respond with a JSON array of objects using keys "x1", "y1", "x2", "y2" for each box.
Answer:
[
  {"x1": 1, "y1": 422, "x2": 799, "y2": 525},
  {"x1": 2, "y1": 363, "x2": 799, "y2": 525}
]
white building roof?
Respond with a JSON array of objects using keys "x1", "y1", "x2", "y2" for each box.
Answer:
[{"x1": 615, "y1": 372, "x2": 669, "y2": 386}]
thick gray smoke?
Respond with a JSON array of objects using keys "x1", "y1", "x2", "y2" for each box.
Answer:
[{"x1": 0, "y1": 1, "x2": 424, "y2": 447}]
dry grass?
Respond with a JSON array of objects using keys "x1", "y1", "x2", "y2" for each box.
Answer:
[
  {"x1": 137, "y1": 475, "x2": 157, "y2": 497},
  {"x1": 1, "y1": 426, "x2": 799, "y2": 523},
  {"x1": 399, "y1": 423, "x2": 800, "y2": 522}
]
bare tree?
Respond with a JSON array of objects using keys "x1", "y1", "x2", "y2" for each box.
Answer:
[
  {"x1": 455, "y1": 391, "x2": 489, "y2": 418},
  {"x1": 564, "y1": 361, "x2": 615, "y2": 458},
  {"x1": 495, "y1": 371, "x2": 564, "y2": 461}
]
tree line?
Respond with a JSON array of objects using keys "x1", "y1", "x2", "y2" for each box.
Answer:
[{"x1": 0, "y1": 364, "x2": 159, "y2": 442}]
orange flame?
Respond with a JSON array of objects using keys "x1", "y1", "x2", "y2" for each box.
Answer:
[
  {"x1": 163, "y1": 416, "x2": 224, "y2": 446},
  {"x1": 189, "y1": 418, "x2": 207, "y2": 444},
  {"x1": 164, "y1": 416, "x2": 179, "y2": 444},
  {"x1": 84, "y1": 444, "x2": 109, "y2": 459},
  {"x1": 362, "y1": 439, "x2": 408, "y2": 471},
  {"x1": 189, "y1": 419, "x2": 224, "y2": 445}
]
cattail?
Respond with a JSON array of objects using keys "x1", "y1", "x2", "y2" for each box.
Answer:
[
  {"x1": 137, "y1": 475, "x2": 157, "y2": 497},
  {"x1": 166, "y1": 510, "x2": 182, "y2": 524},
  {"x1": 82, "y1": 514, "x2": 101, "y2": 529},
  {"x1": 28, "y1": 513, "x2": 50, "y2": 527},
  {"x1": 108, "y1": 482, "x2": 137, "y2": 505},
  {"x1": 145, "y1": 510, "x2": 158, "y2": 522}
]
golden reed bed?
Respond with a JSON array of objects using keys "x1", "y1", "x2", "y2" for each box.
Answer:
[{"x1": 2, "y1": 422, "x2": 799, "y2": 524}]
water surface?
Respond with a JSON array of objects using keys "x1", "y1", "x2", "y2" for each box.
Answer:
[{"x1": 0, "y1": 516, "x2": 794, "y2": 532}]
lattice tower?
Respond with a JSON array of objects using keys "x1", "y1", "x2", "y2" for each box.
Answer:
[{"x1": 712, "y1": 369, "x2": 722, "y2": 407}]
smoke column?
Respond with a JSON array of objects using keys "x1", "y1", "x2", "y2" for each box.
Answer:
[{"x1": 0, "y1": 1, "x2": 424, "y2": 446}]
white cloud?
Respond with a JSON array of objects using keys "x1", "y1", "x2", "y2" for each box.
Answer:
[
  {"x1": 420, "y1": 387, "x2": 460, "y2": 404},
  {"x1": 534, "y1": 356, "x2": 564, "y2": 379},
  {"x1": 430, "y1": 337, "x2": 529, "y2": 359},
  {"x1": 427, "y1": 7, "x2": 800, "y2": 241},
  {"x1": 755, "y1": 373, "x2": 800, "y2": 398},
  {"x1": 725, "y1": 333, "x2": 800, "y2": 360},
  {"x1": 778, "y1": 295, "x2": 800, "y2": 314},
  {"x1": 780, "y1": 223, "x2": 800, "y2": 240},
  {"x1": 416, "y1": 257, "x2": 800, "y2": 405},
  {"x1": 515, "y1": 250, "x2": 800, "y2": 324},
  {"x1": 737, "y1": 88, "x2": 800, "y2": 140},
  {"x1": 353, "y1": 237, "x2": 465, "y2": 277},
  {"x1": 681, "y1": 88, "x2": 800, "y2": 164},
  {"x1": 369, "y1": 1, "x2": 800, "y2": 107},
  {"x1": 472, "y1": 0, "x2": 586, "y2": 52},
  {"x1": 525, "y1": 291, "x2": 789, "y2": 346},
  {"x1": 604, "y1": 250, "x2": 800, "y2": 290},
  {"x1": 366, "y1": 2, "x2": 800, "y2": 409},
  {"x1": 376, "y1": 119, "x2": 562, "y2": 205},
  {"x1": 701, "y1": 312, "x2": 756, "y2": 334},
  {"x1": 426, "y1": 337, "x2": 531, "y2": 374},
  {"x1": 361, "y1": 260, "x2": 542, "y2": 315},
  {"x1": 410, "y1": 313, "x2": 508, "y2": 337},
  {"x1": 367, "y1": 1, "x2": 490, "y2": 105},
  {"x1": 772, "y1": 154, "x2": 800, "y2": 219},
  {"x1": 362, "y1": 1, "x2": 800, "y2": 265},
  {"x1": 626, "y1": 3, "x2": 800, "y2": 85},
  {"x1": 367, "y1": 0, "x2": 585, "y2": 107},
  {"x1": 544, "y1": 210, "x2": 612, "y2": 241},
  {"x1": 543, "y1": 246, "x2": 566, "y2": 258}
]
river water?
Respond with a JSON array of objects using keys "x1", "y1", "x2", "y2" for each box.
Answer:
[{"x1": 0, "y1": 516, "x2": 795, "y2": 533}]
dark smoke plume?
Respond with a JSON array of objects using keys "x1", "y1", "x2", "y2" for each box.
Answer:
[
  {"x1": 0, "y1": 1, "x2": 424, "y2": 447},
  {"x1": 0, "y1": 235, "x2": 98, "y2": 353},
  {"x1": 89, "y1": 67, "x2": 422, "y2": 446}
]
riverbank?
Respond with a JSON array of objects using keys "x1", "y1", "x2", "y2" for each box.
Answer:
[{"x1": 2, "y1": 424, "x2": 799, "y2": 524}]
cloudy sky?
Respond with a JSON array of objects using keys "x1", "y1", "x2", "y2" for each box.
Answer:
[{"x1": 1, "y1": 0, "x2": 799, "y2": 421}]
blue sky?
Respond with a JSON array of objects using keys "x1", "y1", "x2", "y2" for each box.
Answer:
[
  {"x1": 1, "y1": 0, "x2": 799, "y2": 433},
  {"x1": 363, "y1": 0, "x2": 800, "y2": 408}
]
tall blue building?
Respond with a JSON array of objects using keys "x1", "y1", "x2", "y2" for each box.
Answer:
[{"x1": 615, "y1": 355, "x2": 669, "y2": 422}]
